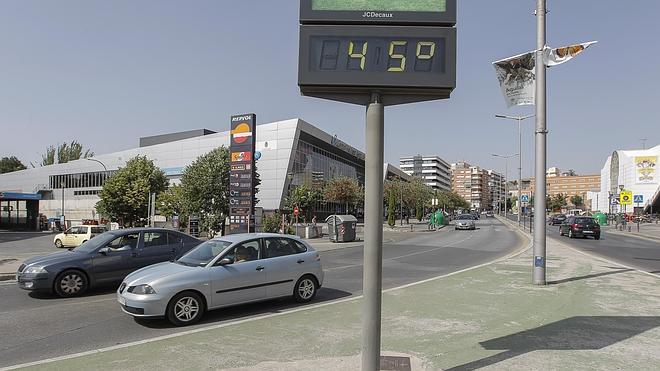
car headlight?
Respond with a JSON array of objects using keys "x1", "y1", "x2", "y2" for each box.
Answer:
[
  {"x1": 129, "y1": 284, "x2": 157, "y2": 295},
  {"x1": 23, "y1": 266, "x2": 47, "y2": 274}
]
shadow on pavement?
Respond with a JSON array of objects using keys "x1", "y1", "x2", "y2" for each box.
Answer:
[
  {"x1": 0, "y1": 232, "x2": 53, "y2": 243},
  {"x1": 548, "y1": 268, "x2": 633, "y2": 285},
  {"x1": 28, "y1": 284, "x2": 119, "y2": 300},
  {"x1": 135, "y1": 287, "x2": 353, "y2": 329},
  {"x1": 447, "y1": 316, "x2": 660, "y2": 371}
]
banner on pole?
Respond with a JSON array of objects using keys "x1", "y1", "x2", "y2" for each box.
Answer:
[
  {"x1": 493, "y1": 41, "x2": 597, "y2": 107},
  {"x1": 493, "y1": 51, "x2": 536, "y2": 108},
  {"x1": 543, "y1": 41, "x2": 597, "y2": 67}
]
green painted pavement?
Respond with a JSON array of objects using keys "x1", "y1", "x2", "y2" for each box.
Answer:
[{"x1": 16, "y1": 239, "x2": 660, "y2": 370}]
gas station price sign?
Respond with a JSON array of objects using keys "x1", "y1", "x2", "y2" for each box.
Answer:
[{"x1": 300, "y1": 0, "x2": 456, "y2": 26}]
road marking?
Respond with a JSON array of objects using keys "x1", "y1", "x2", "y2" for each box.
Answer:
[
  {"x1": 326, "y1": 231, "x2": 478, "y2": 271},
  {"x1": 3, "y1": 228, "x2": 531, "y2": 371}
]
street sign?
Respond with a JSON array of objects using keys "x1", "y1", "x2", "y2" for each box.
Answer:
[
  {"x1": 620, "y1": 190, "x2": 633, "y2": 206},
  {"x1": 634, "y1": 195, "x2": 644, "y2": 204},
  {"x1": 294, "y1": 206, "x2": 300, "y2": 217},
  {"x1": 520, "y1": 194, "x2": 530, "y2": 203},
  {"x1": 610, "y1": 197, "x2": 619, "y2": 206}
]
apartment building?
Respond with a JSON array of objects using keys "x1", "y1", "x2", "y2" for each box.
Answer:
[
  {"x1": 400, "y1": 155, "x2": 452, "y2": 191},
  {"x1": 451, "y1": 162, "x2": 492, "y2": 211},
  {"x1": 518, "y1": 171, "x2": 600, "y2": 208}
]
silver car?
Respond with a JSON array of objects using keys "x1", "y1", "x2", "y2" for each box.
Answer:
[
  {"x1": 117, "y1": 233, "x2": 324, "y2": 326},
  {"x1": 454, "y1": 214, "x2": 476, "y2": 230}
]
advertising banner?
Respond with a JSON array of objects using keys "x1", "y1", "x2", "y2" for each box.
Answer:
[
  {"x1": 229, "y1": 114, "x2": 256, "y2": 234},
  {"x1": 635, "y1": 156, "x2": 657, "y2": 184},
  {"x1": 492, "y1": 51, "x2": 536, "y2": 107},
  {"x1": 543, "y1": 41, "x2": 597, "y2": 67},
  {"x1": 493, "y1": 41, "x2": 596, "y2": 107}
]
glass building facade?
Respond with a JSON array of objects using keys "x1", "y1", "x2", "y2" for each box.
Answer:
[
  {"x1": 289, "y1": 136, "x2": 365, "y2": 217},
  {"x1": 49, "y1": 171, "x2": 116, "y2": 190}
]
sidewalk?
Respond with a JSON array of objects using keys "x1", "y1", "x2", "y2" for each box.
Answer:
[
  {"x1": 602, "y1": 222, "x2": 660, "y2": 242},
  {"x1": 11, "y1": 224, "x2": 660, "y2": 370}
]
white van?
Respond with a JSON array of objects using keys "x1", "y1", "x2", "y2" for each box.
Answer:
[{"x1": 54, "y1": 225, "x2": 107, "y2": 248}]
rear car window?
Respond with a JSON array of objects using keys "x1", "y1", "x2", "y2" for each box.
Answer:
[
  {"x1": 91, "y1": 227, "x2": 105, "y2": 234},
  {"x1": 576, "y1": 218, "x2": 594, "y2": 224}
]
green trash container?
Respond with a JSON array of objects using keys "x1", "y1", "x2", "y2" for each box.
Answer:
[
  {"x1": 434, "y1": 211, "x2": 445, "y2": 226},
  {"x1": 593, "y1": 212, "x2": 607, "y2": 226}
]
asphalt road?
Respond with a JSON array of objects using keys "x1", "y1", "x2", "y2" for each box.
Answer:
[
  {"x1": 0, "y1": 218, "x2": 523, "y2": 368},
  {"x1": 509, "y1": 215, "x2": 660, "y2": 275}
]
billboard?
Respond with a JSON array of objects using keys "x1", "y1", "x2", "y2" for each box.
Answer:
[
  {"x1": 229, "y1": 114, "x2": 256, "y2": 234},
  {"x1": 635, "y1": 156, "x2": 657, "y2": 184}
]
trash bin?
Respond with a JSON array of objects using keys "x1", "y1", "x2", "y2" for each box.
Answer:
[
  {"x1": 325, "y1": 215, "x2": 357, "y2": 242},
  {"x1": 593, "y1": 212, "x2": 607, "y2": 226}
]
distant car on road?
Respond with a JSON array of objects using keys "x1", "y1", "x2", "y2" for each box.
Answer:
[
  {"x1": 455, "y1": 214, "x2": 476, "y2": 230},
  {"x1": 486, "y1": 211, "x2": 494, "y2": 218},
  {"x1": 559, "y1": 216, "x2": 601, "y2": 240},
  {"x1": 117, "y1": 233, "x2": 324, "y2": 326},
  {"x1": 54, "y1": 225, "x2": 107, "y2": 248},
  {"x1": 17, "y1": 228, "x2": 200, "y2": 297},
  {"x1": 549, "y1": 214, "x2": 567, "y2": 226}
]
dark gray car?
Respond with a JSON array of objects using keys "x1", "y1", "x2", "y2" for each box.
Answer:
[{"x1": 16, "y1": 228, "x2": 200, "y2": 297}]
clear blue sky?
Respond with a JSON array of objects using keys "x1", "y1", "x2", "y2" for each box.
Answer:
[{"x1": 1, "y1": 1, "x2": 658, "y2": 178}]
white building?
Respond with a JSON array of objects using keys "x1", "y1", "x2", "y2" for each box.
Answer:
[
  {"x1": 399, "y1": 155, "x2": 451, "y2": 191},
  {"x1": 594, "y1": 145, "x2": 660, "y2": 213},
  {"x1": 0, "y1": 118, "x2": 408, "y2": 230}
]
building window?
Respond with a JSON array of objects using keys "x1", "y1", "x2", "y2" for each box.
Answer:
[{"x1": 50, "y1": 171, "x2": 116, "y2": 189}]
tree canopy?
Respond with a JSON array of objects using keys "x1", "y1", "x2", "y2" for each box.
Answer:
[
  {"x1": 180, "y1": 147, "x2": 231, "y2": 234},
  {"x1": 36, "y1": 141, "x2": 94, "y2": 167},
  {"x1": 284, "y1": 184, "x2": 320, "y2": 222},
  {"x1": 0, "y1": 156, "x2": 27, "y2": 174},
  {"x1": 322, "y1": 176, "x2": 363, "y2": 212},
  {"x1": 96, "y1": 156, "x2": 168, "y2": 226}
]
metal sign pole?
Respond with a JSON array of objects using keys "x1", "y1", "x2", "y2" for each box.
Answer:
[
  {"x1": 362, "y1": 93, "x2": 384, "y2": 371},
  {"x1": 533, "y1": 0, "x2": 548, "y2": 285}
]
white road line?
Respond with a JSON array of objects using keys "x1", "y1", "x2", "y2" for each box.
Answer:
[{"x1": 3, "y1": 230, "x2": 531, "y2": 371}]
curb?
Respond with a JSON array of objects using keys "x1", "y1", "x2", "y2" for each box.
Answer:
[
  {"x1": 0, "y1": 273, "x2": 15, "y2": 282},
  {"x1": 602, "y1": 228, "x2": 660, "y2": 243}
]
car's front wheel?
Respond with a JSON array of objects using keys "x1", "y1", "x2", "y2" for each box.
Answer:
[
  {"x1": 167, "y1": 291, "x2": 205, "y2": 326},
  {"x1": 293, "y1": 275, "x2": 318, "y2": 303},
  {"x1": 54, "y1": 269, "x2": 88, "y2": 297},
  {"x1": 54, "y1": 239, "x2": 63, "y2": 248}
]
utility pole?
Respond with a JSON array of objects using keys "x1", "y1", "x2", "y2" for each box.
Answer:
[{"x1": 533, "y1": 0, "x2": 548, "y2": 286}]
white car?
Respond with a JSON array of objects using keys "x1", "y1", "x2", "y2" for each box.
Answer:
[
  {"x1": 54, "y1": 225, "x2": 107, "y2": 248},
  {"x1": 117, "y1": 233, "x2": 324, "y2": 326}
]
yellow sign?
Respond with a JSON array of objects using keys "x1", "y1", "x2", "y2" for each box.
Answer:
[{"x1": 620, "y1": 190, "x2": 633, "y2": 205}]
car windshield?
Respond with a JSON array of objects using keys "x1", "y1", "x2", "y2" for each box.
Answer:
[
  {"x1": 177, "y1": 240, "x2": 233, "y2": 267},
  {"x1": 457, "y1": 215, "x2": 472, "y2": 220},
  {"x1": 73, "y1": 232, "x2": 119, "y2": 253}
]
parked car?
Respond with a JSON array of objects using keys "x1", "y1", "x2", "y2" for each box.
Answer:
[
  {"x1": 486, "y1": 211, "x2": 495, "y2": 218},
  {"x1": 54, "y1": 225, "x2": 107, "y2": 248},
  {"x1": 559, "y1": 216, "x2": 601, "y2": 240},
  {"x1": 549, "y1": 214, "x2": 567, "y2": 226},
  {"x1": 455, "y1": 214, "x2": 476, "y2": 230},
  {"x1": 17, "y1": 228, "x2": 201, "y2": 297},
  {"x1": 117, "y1": 233, "x2": 324, "y2": 326}
]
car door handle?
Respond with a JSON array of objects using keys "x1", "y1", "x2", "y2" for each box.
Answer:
[
  {"x1": 170, "y1": 248, "x2": 176, "y2": 252},
  {"x1": 256, "y1": 266, "x2": 265, "y2": 271},
  {"x1": 297, "y1": 259, "x2": 305, "y2": 264}
]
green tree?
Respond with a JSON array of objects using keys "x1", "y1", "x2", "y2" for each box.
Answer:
[
  {"x1": 387, "y1": 191, "x2": 396, "y2": 227},
  {"x1": 284, "y1": 184, "x2": 319, "y2": 222},
  {"x1": 570, "y1": 195, "x2": 584, "y2": 207},
  {"x1": 0, "y1": 156, "x2": 27, "y2": 174},
  {"x1": 322, "y1": 176, "x2": 362, "y2": 214},
  {"x1": 96, "y1": 156, "x2": 168, "y2": 226},
  {"x1": 180, "y1": 147, "x2": 231, "y2": 235},
  {"x1": 549, "y1": 193, "x2": 568, "y2": 211},
  {"x1": 262, "y1": 211, "x2": 283, "y2": 233},
  {"x1": 436, "y1": 190, "x2": 470, "y2": 211},
  {"x1": 157, "y1": 185, "x2": 186, "y2": 220},
  {"x1": 36, "y1": 141, "x2": 94, "y2": 167}
]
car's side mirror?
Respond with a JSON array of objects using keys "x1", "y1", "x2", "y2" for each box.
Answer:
[
  {"x1": 217, "y1": 258, "x2": 233, "y2": 266},
  {"x1": 98, "y1": 247, "x2": 111, "y2": 255}
]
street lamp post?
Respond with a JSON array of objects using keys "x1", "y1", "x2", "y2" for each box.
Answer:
[
  {"x1": 495, "y1": 114, "x2": 534, "y2": 227},
  {"x1": 86, "y1": 158, "x2": 108, "y2": 172},
  {"x1": 492, "y1": 154, "x2": 519, "y2": 221}
]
